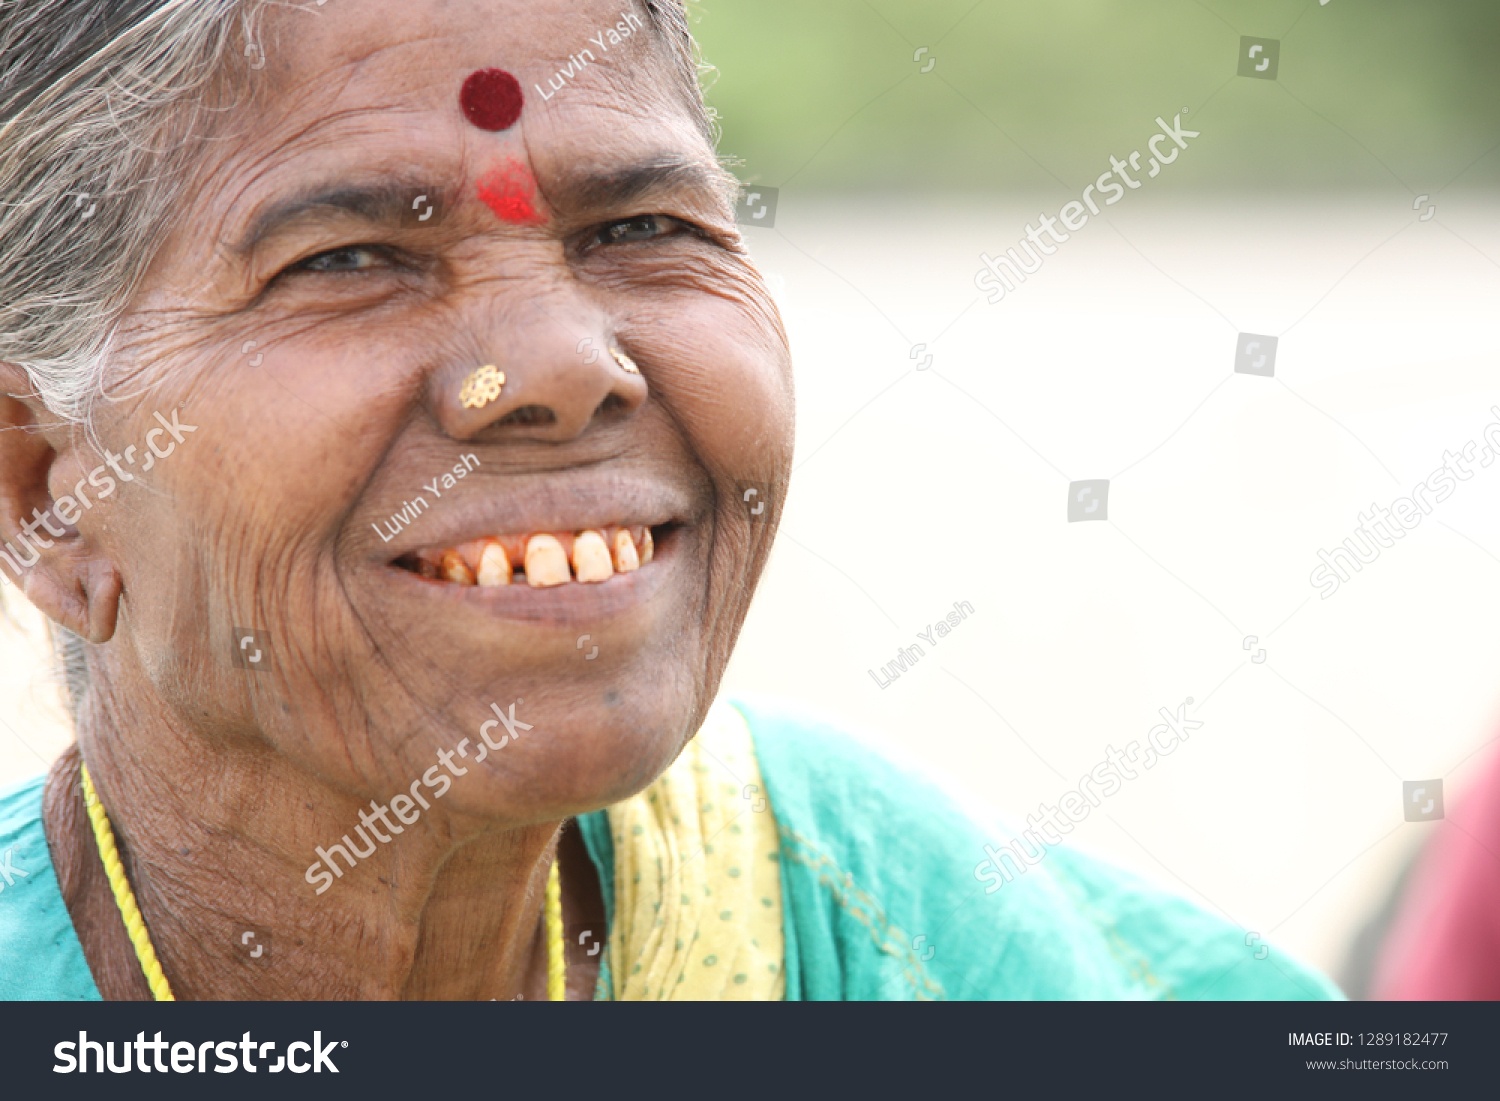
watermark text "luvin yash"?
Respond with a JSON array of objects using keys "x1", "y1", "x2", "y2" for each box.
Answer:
[
  {"x1": 868, "y1": 601, "x2": 975, "y2": 689},
  {"x1": 373, "y1": 453, "x2": 480, "y2": 545}
]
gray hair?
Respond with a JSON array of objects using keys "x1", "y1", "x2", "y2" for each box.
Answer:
[
  {"x1": 0, "y1": 0, "x2": 717, "y2": 717},
  {"x1": 0, "y1": 0, "x2": 260, "y2": 425},
  {"x1": 1, "y1": 0, "x2": 259, "y2": 717},
  {"x1": 644, "y1": 0, "x2": 722, "y2": 145}
]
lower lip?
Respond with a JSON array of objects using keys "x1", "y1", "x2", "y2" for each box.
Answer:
[{"x1": 384, "y1": 529, "x2": 679, "y2": 625}]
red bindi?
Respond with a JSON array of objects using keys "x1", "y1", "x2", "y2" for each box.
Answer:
[
  {"x1": 477, "y1": 159, "x2": 546, "y2": 225},
  {"x1": 460, "y1": 68, "x2": 524, "y2": 131}
]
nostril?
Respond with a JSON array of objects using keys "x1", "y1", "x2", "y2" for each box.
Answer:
[
  {"x1": 593, "y1": 393, "x2": 627, "y2": 418},
  {"x1": 495, "y1": 404, "x2": 556, "y2": 427}
]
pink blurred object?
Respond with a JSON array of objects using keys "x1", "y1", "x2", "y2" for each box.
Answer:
[{"x1": 1373, "y1": 744, "x2": 1500, "y2": 999}]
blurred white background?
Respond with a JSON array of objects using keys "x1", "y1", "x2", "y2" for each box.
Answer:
[{"x1": 717, "y1": 190, "x2": 1500, "y2": 985}]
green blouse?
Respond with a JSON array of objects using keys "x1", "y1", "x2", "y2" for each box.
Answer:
[{"x1": 0, "y1": 696, "x2": 1339, "y2": 1000}]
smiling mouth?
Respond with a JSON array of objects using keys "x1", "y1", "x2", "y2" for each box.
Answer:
[{"x1": 394, "y1": 524, "x2": 670, "y2": 588}]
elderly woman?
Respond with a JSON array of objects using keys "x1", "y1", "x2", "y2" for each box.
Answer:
[{"x1": 0, "y1": 0, "x2": 1336, "y2": 1001}]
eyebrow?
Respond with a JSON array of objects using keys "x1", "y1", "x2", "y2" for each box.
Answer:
[
  {"x1": 231, "y1": 156, "x2": 735, "y2": 256},
  {"x1": 231, "y1": 181, "x2": 441, "y2": 257},
  {"x1": 545, "y1": 156, "x2": 736, "y2": 213}
]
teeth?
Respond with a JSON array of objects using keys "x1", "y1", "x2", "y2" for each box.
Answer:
[
  {"x1": 412, "y1": 526, "x2": 660, "y2": 585},
  {"x1": 613, "y1": 529, "x2": 640, "y2": 573},
  {"x1": 572, "y1": 530, "x2": 614, "y2": 583},
  {"x1": 477, "y1": 539, "x2": 511, "y2": 587},
  {"x1": 525, "y1": 534, "x2": 570, "y2": 588},
  {"x1": 440, "y1": 550, "x2": 476, "y2": 586}
]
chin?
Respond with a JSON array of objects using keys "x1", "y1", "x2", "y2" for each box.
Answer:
[{"x1": 399, "y1": 664, "x2": 714, "y2": 825}]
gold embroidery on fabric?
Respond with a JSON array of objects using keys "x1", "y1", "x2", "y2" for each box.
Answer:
[
  {"x1": 1050, "y1": 863, "x2": 1177, "y2": 1000},
  {"x1": 777, "y1": 825, "x2": 946, "y2": 1000}
]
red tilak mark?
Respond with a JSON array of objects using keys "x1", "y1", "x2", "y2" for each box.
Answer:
[
  {"x1": 460, "y1": 68, "x2": 524, "y2": 131},
  {"x1": 477, "y1": 160, "x2": 546, "y2": 225}
]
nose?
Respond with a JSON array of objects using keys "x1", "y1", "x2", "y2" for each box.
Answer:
[{"x1": 430, "y1": 300, "x2": 648, "y2": 442}]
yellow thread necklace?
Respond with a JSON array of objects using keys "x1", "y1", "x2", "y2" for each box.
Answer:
[{"x1": 79, "y1": 762, "x2": 567, "y2": 1001}]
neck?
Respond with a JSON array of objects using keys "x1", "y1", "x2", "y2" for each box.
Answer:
[{"x1": 44, "y1": 695, "x2": 604, "y2": 1001}]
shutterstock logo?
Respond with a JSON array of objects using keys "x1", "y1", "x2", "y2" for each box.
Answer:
[
  {"x1": 54, "y1": 1032, "x2": 345, "y2": 1074},
  {"x1": 1235, "y1": 333, "x2": 1277, "y2": 377},
  {"x1": 1403, "y1": 779, "x2": 1443, "y2": 822},
  {"x1": 736, "y1": 186, "x2": 779, "y2": 227},
  {"x1": 1068, "y1": 480, "x2": 1109, "y2": 523},
  {"x1": 1237, "y1": 37, "x2": 1280, "y2": 80},
  {"x1": 399, "y1": 187, "x2": 446, "y2": 228}
]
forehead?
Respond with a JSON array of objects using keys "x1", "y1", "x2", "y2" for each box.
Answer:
[
  {"x1": 254, "y1": 0, "x2": 669, "y2": 105},
  {"x1": 200, "y1": 0, "x2": 703, "y2": 215}
]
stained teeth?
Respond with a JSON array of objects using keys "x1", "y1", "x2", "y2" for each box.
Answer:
[
  {"x1": 477, "y1": 540, "x2": 511, "y2": 587},
  {"x1": 525, "y1": 534, "x2": 570, "y2": 588},
  {"x1": 440, "y1": 550, "x2": 476, "y2": 586},
  {"x1": 613, "y1": 529, "x2": 640, "y2": 573},
  {"x1": 572, "y1": 530, "x2": 614, "y2": 583},
  {"x1": 415, "y1": 526, "x2": 659, "y2": 585}
]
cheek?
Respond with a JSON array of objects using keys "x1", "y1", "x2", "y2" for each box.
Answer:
[
  {"x1": 700, "y1": 276, "x2": 793, "y2": 470},
  {"x1": 642, "y1": 298, "x2": 793, "y2": 484},
  {"x1": 476, "y1": 158, "x2": 547, "y2": 226}
]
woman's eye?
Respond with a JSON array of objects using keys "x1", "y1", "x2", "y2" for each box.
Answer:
[
  {"x1": 289, "y1": 245, "x2": 389, "y2": 274},
  {"x1": 592, "y1": 214, "x2": 682, "y2": 248}
]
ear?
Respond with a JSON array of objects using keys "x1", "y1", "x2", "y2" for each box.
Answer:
[{"x1": 0, "y1": 363, "x2": 122, "y2": 643}]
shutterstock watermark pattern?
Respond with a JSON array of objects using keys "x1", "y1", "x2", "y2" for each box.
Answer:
[
  {"x1": 0, "y1": 847, "x2": 28, "y2": 894},
  {"x1": 974, "y1": 699, "x2": 1202, "y2": 893},
  {"x1": 1310, "y1": 408, "x2": 1500, "y2": 598},
  {"x1": 1, "y1": 408, "x2": 198, "y2": 583},
  {"x1": 305, "y1": 699, "x2": 532, "y2": 894},
  {"x1": 974, "y1": 112, "x2": 1201, "y2": 304}
]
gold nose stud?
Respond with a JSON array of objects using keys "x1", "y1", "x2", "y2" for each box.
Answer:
[
  {"x1": 459, "y1": 364, "x2": 506, "y2": 409},
  {"x1": 611, "y1": 348, "x2": 640, "y2": 375}
]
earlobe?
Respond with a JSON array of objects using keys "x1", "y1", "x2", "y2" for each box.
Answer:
[
  {"x1": 0, "y1": 371, "x2": 121, "y2": 644},
  {"x1": 19, "y1": 552, "x2": 122, "y2": 644}
]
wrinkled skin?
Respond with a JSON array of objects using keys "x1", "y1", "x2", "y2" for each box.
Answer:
[{"x1": 0, "y1": 0, "x2": 790, "y2": 999}]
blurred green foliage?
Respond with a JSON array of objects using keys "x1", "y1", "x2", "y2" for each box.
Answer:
[{"x1": 692, "y1": 0, "x2": 1500, "y2": 192}]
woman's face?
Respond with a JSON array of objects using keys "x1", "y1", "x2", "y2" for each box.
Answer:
[{"x1": 82, "y1": 0, "x2": 791, "y2": 821}]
